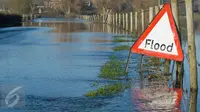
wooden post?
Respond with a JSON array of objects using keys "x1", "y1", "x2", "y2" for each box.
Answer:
[
  {"x1": 135, "y1": 12, "x2": 138, "y2": 34},
  {"x1": 130, "y1": 12, "x2": 133, "y2": 33},
  {"x1": 96, "y1": 15, "x2": 98, "y2": 22},
  {"x1": 108, "y1": 14, "x2": 112, "y2": 25},
  {"x1": 119, "y1": 13, "x2": 121, "y2": 28},
  {"x1": 103, "y1": 7, "x2": 105, "y2": 23},
  {"x1": 99, "y1": 15, "x2": 101, "y2": 22},
  {"x1": 185, "y1": 0, "x2": 198, "y2": 91},
  {"x1": 171, "y1": 0, "x2": 183, "y2": 88},
  {"x1": 95, "y1": 15, "x2": 97, "y2": 22},
  {"x1": 93, "y1": 15, "x2": 95, "y2": 22},
  {"x1": 123, "y1": 13, "x2": 125, "y2": 29},
  {"x1": 113, "y1": 14, "x2": 115, "y2": 26},
  {"x1": 149, "y1": 7, "x2": 154, "y2": 23},
  {"x1": 116, "y1": 13, "x2": 118, "y2": 27},
  {"x1": 126, "y1": 13, "x2": 129, "y2": 31},
  {"x1": 141, "y1": 9, "x2": 145, "y2": 32},
  {"x1": 155, "y1": 6, "x2": 159, "y2": 15},
  {"x1": 89, "y1": 16, "x2": 91, "y2": 21},
  {"x1": 92, "y1": 15, "x2": 94, "y2": 22}
]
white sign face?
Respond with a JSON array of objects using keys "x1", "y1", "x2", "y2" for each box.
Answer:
[{"x1": 138, "y1": 12, "x2": 178, "y2": 55}]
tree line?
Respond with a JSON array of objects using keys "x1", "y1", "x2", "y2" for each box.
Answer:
[{"x1": 2, "y1": 0, "x2": 199, "y2": 15}]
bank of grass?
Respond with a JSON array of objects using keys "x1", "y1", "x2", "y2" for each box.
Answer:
[
  {"x1": 85, "y1": 82, "x2": 131, "y2": 97},
  {"x1": 143, "y1": 57, "x2": 170, "y2": 81},
  {"x1": 113, "y1": 37, "x2": 132, "y2": 43},
  {"x1": 148, "y1": 74, "x2": 170, "y2": 81},
  {"x1": 144, "y1": 57, "x2": 163, "y2": 67},
  {"x1": 113, "y1": 45, "x2": 130, "y2": 51},
  {"x1": 99, "y1": 55, "x2": 127, "y2": 79}
]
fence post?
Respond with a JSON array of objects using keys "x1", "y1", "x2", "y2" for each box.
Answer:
[
  {"x1": 103, "y1": 7, "x2": 105, "y2": 23},
  {"x1": 171, "y1": 0, "x2": 183, "y2": 88},
  {"x1": 155, "y1": 6, "x2": 159, "y2": 15},
  {"x1": 89, "y1": 16, "x2": 91, "y2": 21},
  {"x1": 126, "y1": 13, "x2": 129, "y2": 31},
  {"x1": 123, "y1": 13, "x2": 125, "y2": 29},
  {"x1": 130, "y1": 12, "x2": 133, "y2": 33},
  {"x1": 141, "y1": 9, "x2": 144, "y2": 32},
  {"x1": 119, "y1": 13, "x2": 121, "y2": 28},
  {"x1": 149, "y1": 7, "x2": 154, "y2": 23},
  {"x1": 185, "y1": 0, "x2": 198, "y2": 91},
  {"x1": 135, "y1": 12, "x2": 138, "y2": 34},
  {"x1": 116, "y1": 13, "x2": 118, "y2": 27},
  {"x1": 108, "y1": 14, "x2": 112, "y2": 25}
]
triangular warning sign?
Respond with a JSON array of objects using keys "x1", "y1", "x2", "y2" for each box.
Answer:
[{"x1": 131, "y1": 4, "x2": 184, "y2": 61}]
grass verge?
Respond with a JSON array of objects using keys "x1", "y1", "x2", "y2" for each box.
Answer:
[
  {"x1": 85, "y1": 82, "x2": 131, "y2": 97},
  {"x1": 113, "y1": 45, "x2": 130, "y2": 51},
  {"x1": 99, "y1": 55, "x2": 127, "y2": 79}
]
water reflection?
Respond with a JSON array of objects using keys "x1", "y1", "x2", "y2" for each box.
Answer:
[
  {"x1": 26, "y1": 20, "x2": 128, "y2": 35},
  {"x1": 132, "y1": 80, "x2": 182, "y2": 112}
]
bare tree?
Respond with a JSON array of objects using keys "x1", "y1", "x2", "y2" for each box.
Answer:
[
  {"x1": 8, "y1": 0, "x2": 33, "y2": 14},
  {"x1": 132, "y1": 0, "x2": 158, "y2": 11},
  {"x1": 91, "y1": 0, "x2": 129, "y2": 23}
]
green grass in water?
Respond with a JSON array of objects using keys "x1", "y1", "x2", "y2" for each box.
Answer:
[
  {"x1": 113, "y1": 37, "x2": 131, "y2": 43},
  {"x1": 85, "y1": 83, "x2": 131, "y2": 97},
  {"x1": 113, "y1": 45, "x2": 130, "y2": 51},
  {"x1": 144, "y1": 57, "x2": 163, "y2": 67},
  {"x1": 99, "y1": 55, "x2": 127, "y2": 79},
  {"x1": 148, "y1": 74, "x2": 170, "y2": 81}
]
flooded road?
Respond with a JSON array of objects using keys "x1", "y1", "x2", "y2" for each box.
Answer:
[
  {"x1": 0, "y1": 17, "x2": 199, "y2": 112},
  {"x1": 0, "y1": 18, "x2": 136, "y2": 112}
]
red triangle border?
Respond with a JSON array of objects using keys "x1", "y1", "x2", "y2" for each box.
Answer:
[{"x1": 131, "y1": 4, "x2": 184, "y2": 61}]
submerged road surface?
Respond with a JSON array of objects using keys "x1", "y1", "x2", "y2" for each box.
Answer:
[
  {"x1": 0, "y1": 18, "x2": 200, "y2": 112},
  {"x1": 0, "y1": 18, "x2": 135, "y2": 112}
]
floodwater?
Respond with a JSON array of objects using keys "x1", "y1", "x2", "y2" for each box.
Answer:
[
  {"x1": 0, "y1": 18, "x2": 136, "y2": 112},
  {"x1": 0, "y1": 17, "x2": 199, "y2": 112}
]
